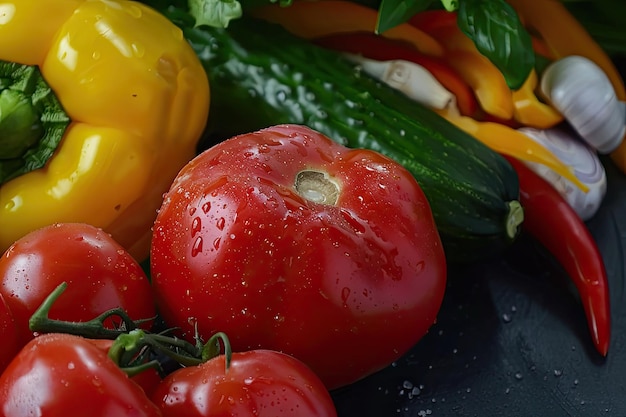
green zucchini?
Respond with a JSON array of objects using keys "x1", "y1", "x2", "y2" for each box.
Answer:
[{"x1": 159, "y1": 6, "x2": 524, "y2": 263}]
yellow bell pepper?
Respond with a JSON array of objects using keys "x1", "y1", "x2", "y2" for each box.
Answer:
[{"x1": 0, "y1": 0, "x2": 210, "y2": 261}]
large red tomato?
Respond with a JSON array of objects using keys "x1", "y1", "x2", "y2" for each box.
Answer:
[
  {"x1": 150, "y1": 124, "x2": 447, "y2": 389},
  {"x1": 151, "y1": 349, "x2": 337, "y2": 417},
  {"x1": 0, "y1": 333, "x2": 161, "y2": 416},
  {"x1": 0, "y1": 293, "x2": 19, "y2": 374},
  {"x1": 0, "y1": 223, "x2": 156, "y2": 347}
]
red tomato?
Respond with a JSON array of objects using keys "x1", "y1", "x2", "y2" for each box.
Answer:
[
  {"x1": 0, "y1": 333, "x2": 161, "y2": 416},
  {"x1": 151, "y1": 124, "x2": 447, "y2": 389},
  {"x1": 0, "y1": 293, "x2": 19, "y2": 374},
  {"x1": 151, "y1": 349, "x2": 337, "y2": 417},
  {"x1": 0, "y1": 223, "x2": 156, "y2": 347}
]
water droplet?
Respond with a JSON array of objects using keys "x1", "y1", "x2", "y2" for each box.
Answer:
[
  {"x1": 514, "y1": 372, "x2": 523, "y2": 380},
  {"x1": 554, "y1": 369, "x2": 563, "y2": 377},
  {"x1": 92, "y1": 376, "x2": 103, "y2": 387},
  {"x1": 131, "y1": 42, "x2": 145, "y2": 58},
  {"x1": 213, "y1": 237, "x2": 221, "y2": 250},
  {"x1": 171, "y1": 27, "x2": 183, "y2": 41},
  {"x1": 126, "y1": 4, "x2": 143, "y2": 18},
  {"x1": 341, "y1": 287, "x2": 351, "y2": 304},
  {"x1": 191, "y1": 237, "x2": 203, "y2": 257},
  {"x1": 92, "y1": 50, "x2": 101, "y2": 60},
  {"x1": 202, "y1": 202, "x2": 211, "y2": 214},
  {"x1": 502, "y1": 313, "x2": 512, "y2": 323},
  {"x1": 191, "y1": 216, "x2": 202, "y2": 237},
  {"x1": 216, "y1": 217, "x2": 225, "y2": 230}
]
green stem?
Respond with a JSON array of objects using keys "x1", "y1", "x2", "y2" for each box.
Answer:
[
  {"x1": 31, "y1": 282, "x2": 234, "y2": 373},
  {"x1": 29, "y1": 282, "x2": 138, "y2": 339},
  {"x1": 0, "y1": 60, "x2": 70, "y2": 185}
]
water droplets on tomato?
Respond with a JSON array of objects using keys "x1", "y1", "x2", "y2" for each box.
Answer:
[
  {"x1": 216, "y1": 217, "x2": 226, "y2": 231},
  {"x1": 341, "y1": 287, "x2": 351, "y2": 305},
  {"x1": 415, "y1": 260, "x2": 425, "y2": 274},
  {"x1": 191, "y1": 216, "x2": 202, "y2": 237},
  {"x1": 191, "y1": 237, "x2": 203, "y2": 257}
]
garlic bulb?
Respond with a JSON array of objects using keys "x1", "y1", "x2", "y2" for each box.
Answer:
[
  {"x1": 540, "y1": 55, "x2": 625, "y2": 154},
  {"x1": 519, "y1": 126, "x2": 607, "y2": 221}
]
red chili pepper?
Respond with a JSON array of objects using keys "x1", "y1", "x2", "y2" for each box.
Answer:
[
  {"x1": 503, "y1": 155, "x2": 610, "y2": 356},
  {"x1": 313, "y1": 32, "x2": 479, "y2": 117}
]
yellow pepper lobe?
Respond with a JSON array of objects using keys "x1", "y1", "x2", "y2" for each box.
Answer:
[
  {"x1": 0, "y1": 0, "x2": 210, "y2": 261},
  {"x1": 0, "y1": 123, "x2": 153, "y2": 251},
  {"x1": 0, "y1": 0, "x2": 82, "y2": 66},
  {"x1": 42, "y1": 0, "x2": 207, "y2": 142}
]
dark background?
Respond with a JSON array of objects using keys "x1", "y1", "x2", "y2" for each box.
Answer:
[{"x1": 331, "y1": 58, "x2": 626, "y2": 417}]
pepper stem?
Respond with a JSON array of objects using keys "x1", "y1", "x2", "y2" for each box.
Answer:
[
  {"x1": 0, "y1": 89, "x2": 42, "y2": 158},
  {"x1": 0, "y1": 60, "x2": 70, "y2": 185}
]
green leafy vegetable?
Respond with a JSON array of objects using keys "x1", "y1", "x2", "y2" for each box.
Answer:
[
  {"x1": 189, "y1": 0, "x2": 242, "y2": 27},
  {"x1": 375, "y1": 0, "x2": 433, "y2": 34},
  {"x1": 441, "y1": 0, "x2": 459, "y2": 11},
  {"x1": 457, "y1": 0, "x2": 534, "y2": 90}
]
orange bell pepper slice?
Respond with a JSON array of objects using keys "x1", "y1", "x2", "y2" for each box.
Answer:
[
  {"x1": 251, "y1": 0, "x2": 444, "y2": 58},
  {"x1": 411, "y1": 10, "x2": 514, "y2": 120}
]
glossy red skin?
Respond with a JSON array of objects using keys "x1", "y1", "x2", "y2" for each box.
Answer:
[
  {"x1": 0, "y1": 223, "x2": 156, "y2": 347},
  {"x1": 0, "y1": 333, "x2": 162, "y2": 417},
  {"x1": 151, "y1": 350, "x2": 337, "y2": 417},
  {"x1": 151, "y1": 124, "x2": 447, "y2": 389},
  {"x1": 0, "y1": 293, "x2": 19, "y2": 374}
]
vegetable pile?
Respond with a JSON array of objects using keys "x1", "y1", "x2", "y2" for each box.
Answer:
[{"x1": 0, "y1": 0, "x2": 624, "y2": 414}]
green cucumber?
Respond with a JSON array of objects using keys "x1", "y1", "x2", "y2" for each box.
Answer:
[{"x1": 160, "y1": 6, "x2": 523, "y2": 262}]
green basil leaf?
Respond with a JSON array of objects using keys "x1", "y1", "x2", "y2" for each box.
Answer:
[
  {"x1": 376, "y1": 0, "x2": 434, "y2": 34},
  {"x1": 457, "y1": 0, "x2": 534, "y2": 90}
]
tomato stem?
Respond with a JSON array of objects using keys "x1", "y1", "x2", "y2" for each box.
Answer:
[
  {"x1": 294, "y1": 170, "x2": 340, "y2": 205},
  {"x1": 29, "y1": 282, "x2": 139, "y2": 339},
  {"x1": 29, "y1": 283, "x2": 235, "y2": 373}
]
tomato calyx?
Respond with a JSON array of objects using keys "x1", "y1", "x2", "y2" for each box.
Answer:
[
  {"x1": 29, "y1": 282, "x2": 233, "y2": 375},
  {"x1": 294, "y1": 170, "x2": 340, "y2": 205}
]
